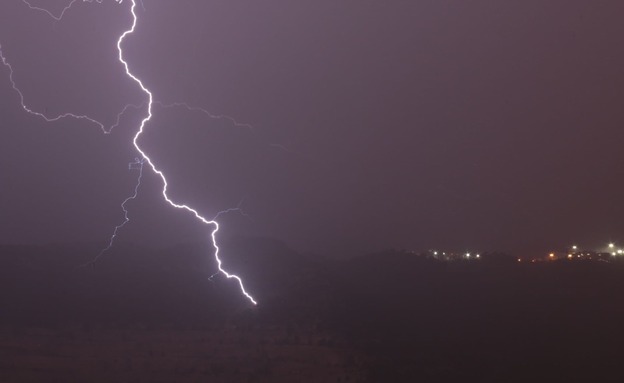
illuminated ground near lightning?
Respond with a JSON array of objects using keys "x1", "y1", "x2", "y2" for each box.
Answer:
[{"x1": 2, "y1": 0, "x2": 257, "y2": 305}]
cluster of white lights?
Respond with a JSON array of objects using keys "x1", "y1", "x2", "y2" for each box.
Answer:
[
  {"x1": 547, "y1": 242, "x2": 624, "y2": 261},
  {"x1": 574, "y1": 243, "x2": 624, "y2": 257},
  {"x1": 607, "y1": 243, "x2": 624, "y2": 256},
  {"x1": 430, "y1": 250, "x2": 480, "y2": 260}
]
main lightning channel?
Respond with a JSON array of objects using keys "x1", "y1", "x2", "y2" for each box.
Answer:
[{"x1": 118, "y1": 0, "x2": 257, "y2": 305}]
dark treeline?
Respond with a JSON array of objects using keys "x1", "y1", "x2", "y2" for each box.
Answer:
[{"x1": 1, "y1": 241, "x2": 624, "y2": 382}]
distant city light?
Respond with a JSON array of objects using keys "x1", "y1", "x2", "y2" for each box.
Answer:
[{"x1": 383, "y1": 241, "x2": 620, "y2": 265}]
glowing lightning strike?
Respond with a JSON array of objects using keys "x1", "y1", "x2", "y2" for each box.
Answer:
[
  {"x1": 1, "y1": 25, "x2": 141, "y2": 136},
  {"x1": 0, "y1": 43, "x2": 126, "y2": 134},
  {"x1": 80, "y1": 157, "x2": 145, "y2": 269},
  {"x1": 117, "y1": 0, "x2": 257, "y2": 305},
  {"x1": 4, "y1": 0, "x2": 257, "y2": 304},
  {"x1": 154, "y1": 101, "x2": 254, "y2": 132},
  {"x1": 212, "y1": 197, "x2": 252, "y2": 221},
  {"x1": 21, "y1": 0, "x2": 80, "y2": 21}
]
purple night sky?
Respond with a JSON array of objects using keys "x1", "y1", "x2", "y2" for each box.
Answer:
[{"x1": 1, "y1": 0, "x2": 624, "y2": 258}]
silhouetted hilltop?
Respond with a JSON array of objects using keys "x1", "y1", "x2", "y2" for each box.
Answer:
[
  {"x1": 3, "y1": 242, "x2": 624, "y2": 381},
  {"x1": 0, "y1": 239, "x2": 332, "y2": 327}
]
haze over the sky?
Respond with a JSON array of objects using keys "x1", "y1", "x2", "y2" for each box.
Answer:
[{"x1": 1, "y1": 0, "x2": 623, "y2": 257}]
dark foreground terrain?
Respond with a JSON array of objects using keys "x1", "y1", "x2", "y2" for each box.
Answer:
[{"x1": 1, "y1": 240, "x2": 624, "y2": 382}]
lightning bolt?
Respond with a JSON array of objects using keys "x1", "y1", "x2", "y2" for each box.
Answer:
[
  {"x1": 212, "y1": 197, "x2": 252, "y2": 221},
  {"x1": 21, "y1": 0, "x2": 143, "y2": 22},
  {"x1": 118, "y1": 0, "x2": 256, "y2": 305},
  {"x1": 3, "y1": 0, "x2": 257, "y2": 305},
  {"x1": 154, "y1": 101, "x2": 255, "y2": 132},
  {"x1": 78, "y1": 157, "x2": 145, "y2": 269},
  {"x1": 20, "y1": 0, "x2": 81, "y2": 22},
  {"x1": 0, "y1": 43, "x2": 129, "y2": 134}
]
